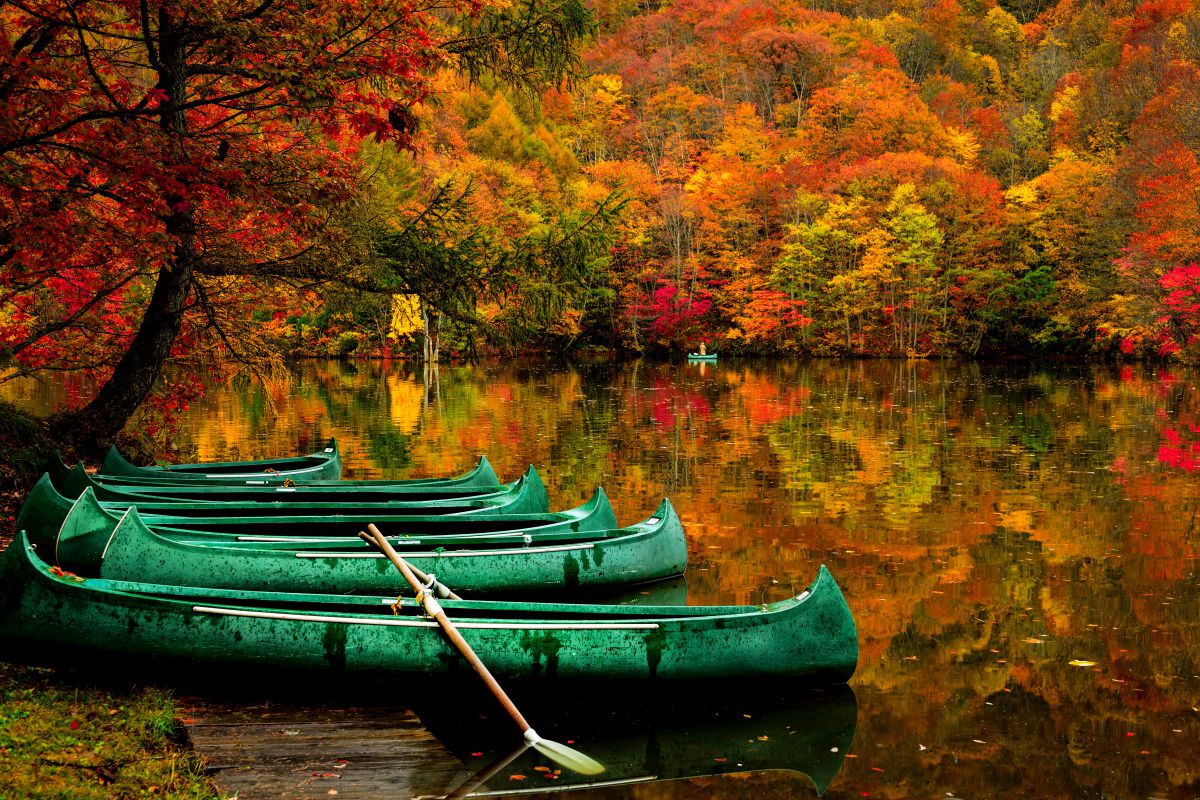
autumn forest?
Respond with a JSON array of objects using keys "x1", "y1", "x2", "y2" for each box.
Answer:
[{"x1": 4, "y1": 0, "x2": 1200, "y2": 447}]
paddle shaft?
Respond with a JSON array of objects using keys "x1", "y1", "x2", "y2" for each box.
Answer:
[
  {"x1": 362, "y1": 525, "x2": 462, "y2": 600},
  {"x1": 366, "y1": 528, "x2": 532, "y2": 734}
]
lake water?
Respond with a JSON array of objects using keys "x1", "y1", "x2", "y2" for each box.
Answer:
[{"x1": 7, "y1": 358, "x2": 1200, "y2": 799}]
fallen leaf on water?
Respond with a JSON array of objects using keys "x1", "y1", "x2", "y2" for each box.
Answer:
[
  {"x1": 973, "y1": 740, "x2": 987, "y2": 744},
  {"x1": 470, "y1": 752, "x2": 483, "y2": 757},
  {"x1": 713, "y1": 758, "x2": 727, "y2": 762},
  {"x1": 1068, "y1": 660, "x2": 1096, "y2": 667},
  {"x1": 757, "y1": 736, "x2": 769, "y2": 741},
  {"x1": 509, "y1": 775, "x2": 526, "y2": 781},
  {"x1": 534, "y1": 766, "x2": 551, "y2": 772},
  {"x1": 1022, "y1": 638, "x2": 1043, "y2": 644}
]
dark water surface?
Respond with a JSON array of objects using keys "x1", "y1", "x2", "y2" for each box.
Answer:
[{"x1": 7, "y1": 358, "x2": 1200, "y2": 799}]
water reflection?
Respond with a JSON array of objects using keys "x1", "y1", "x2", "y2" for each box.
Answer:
[
  {"x1": 4, "y1": 358, "x2": 1200, "y2": 798},
  {"x1": 413, "y1": 684, "x2": 856, "y2": 799}
]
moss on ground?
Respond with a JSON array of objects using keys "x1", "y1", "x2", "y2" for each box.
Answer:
[
  {"x1": 0, "y1": 430, "x2": 220, "y2": 800},
  {"x1": 0, "y1": 661, "x2": 221, "y2": 800}
]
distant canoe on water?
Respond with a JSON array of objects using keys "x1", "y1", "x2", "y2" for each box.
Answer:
[
  {"x1": 687, "y1": 352, "x2": 717, "y2": 361},
  {"x1": 0, "y1": 533, "x2": 858, "y2": 684}
]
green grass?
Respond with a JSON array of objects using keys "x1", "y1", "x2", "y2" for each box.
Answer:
[{"x1": 0, "y1": 661, "x2": 221, "y2": 800}]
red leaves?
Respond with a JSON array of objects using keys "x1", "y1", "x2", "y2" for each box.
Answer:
[
  {"x1": 49, "y1": 566, "x2": 85, "y2": 582},
  {"x1": 1, "y1": 0, "x2": 445, "y2": 384},
  {"x1": 646, "y1": 283, "x2": 714, "y2": 348}
]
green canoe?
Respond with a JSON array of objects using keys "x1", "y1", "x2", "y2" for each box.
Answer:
[
  {"x1": 26, "y1": 485, "x2": 617, "y2": 552},
  {"x1": 687, "y1": 353, "x2": 718, "y2": 361},
  {"x1": 0, "y1": 532, "x2": 858, "y2": 684},
  {"x1": 57, "y1": 464, "x2": 537, "y2": 506},
  {"x1": 31, "y1": 466, "x2": 545, "y2": 524},
  {"x1": 67, "y1": 453, "x2": 501, "y2": 491},
  {"x1": 49, "y1": 498, "x2": 687, "y2": 594},
  {"x1": 99, "y1": 439, "x2": 343, "y2": 482}
]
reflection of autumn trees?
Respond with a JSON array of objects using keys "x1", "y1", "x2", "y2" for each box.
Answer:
[{"x1": 840, "y1": 528, "x2": 1200, "y2": 799}]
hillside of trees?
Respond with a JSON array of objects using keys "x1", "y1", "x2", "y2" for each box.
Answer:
[
  {"x1": 285, "y1": 0, "x2": 1200, "y2": 363},
  {"x1": 4, "y1": 0, "x2": 1200, "y2": 450}
]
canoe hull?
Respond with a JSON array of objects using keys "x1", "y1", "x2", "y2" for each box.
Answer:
[
  {"x1": 25, "y1": 468, "x2": 546, "y2": 538},
  {"x1": 81, "y1": 454, "x2": 500, "y2": 492},
  {"x1": 101, "y1": 439, "x2": 343, "y2": 482},
  {"x1": 37, "y1": 483, "x2": 613, "y2": 560},
  {"x1": 0, "y1": 535, "x2": 857, "y2": 684},
  {"x1": 87, "y1": 500, "x2": 688, "y2": 594}
]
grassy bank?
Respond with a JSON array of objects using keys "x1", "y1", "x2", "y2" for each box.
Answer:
[
  {"x1": 0, "y1": 661, "x2": 220, "y2": 799},
  {"x1": 0, "y1": 408, "x2": 220, "y2": 799}
]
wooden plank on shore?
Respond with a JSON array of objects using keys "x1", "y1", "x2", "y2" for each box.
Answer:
[{"x1": 182, "y1": 700, "x2": 469, "y2": 800}]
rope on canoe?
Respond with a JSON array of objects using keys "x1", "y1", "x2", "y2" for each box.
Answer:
[{"x1": 414, "y1": 572, "x2": 439, "y2": 614}]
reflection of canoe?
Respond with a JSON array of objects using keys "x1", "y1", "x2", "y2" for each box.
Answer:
[
  {"x1": 687, "y1": 353, "x2": 718, "y2": 361},
  {"x1": 98, "y1": 439, "x2": 343, "y2": 482},
  {"x1": 418, "y1": 683, "x2": 857, "y2": 797},
  {"x1": 49, "y1": 454, "x2": 502, "y2": 495},
  {"x1": 26, "y1": 484, "x2": 616, "y2": 552},
  {"x1": 50, "y1": 498, "x2": 687, "y2": 595},
  {"x1": 0, "y1": 534, "x2": 857, "y2": 684}
]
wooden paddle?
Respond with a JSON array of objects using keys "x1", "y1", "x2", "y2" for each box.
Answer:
[
  {"x1": 357, "y1": 527, "x2": 461, "y2": 600},
  {"x1": 362, "y1": 524, "x2": 604, "y2": 776}
]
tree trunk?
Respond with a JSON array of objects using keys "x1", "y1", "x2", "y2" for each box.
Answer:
[
  {"x1": 58, "y1": 12, "x2": 195, "y2": 449},
  {"x1": 66, "y1": 261, "x2": 193, "y2": 444}
]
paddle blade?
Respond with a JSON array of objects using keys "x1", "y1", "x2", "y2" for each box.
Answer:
[{"x1": 531, "y1": 738, "x2": 605, "y2": 776}]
